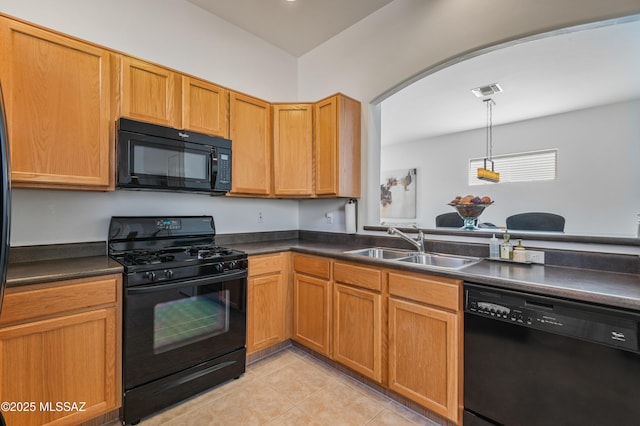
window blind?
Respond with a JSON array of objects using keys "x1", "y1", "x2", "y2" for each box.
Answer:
[{"x1": 469, "y1": 149, "x2": 557, "y2": 185}]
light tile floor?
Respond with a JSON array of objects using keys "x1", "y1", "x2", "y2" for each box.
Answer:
[{"x1": 139, "y1": 347, "x2": 439, "y2": 425}]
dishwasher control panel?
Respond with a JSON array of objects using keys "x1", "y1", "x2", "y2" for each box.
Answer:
[
  {"x1": 464, "y1": 283, "x2": 640, "y2": 352},
  {"x1": 468, "y1": 298, "x2": 536, "y2": 325}
]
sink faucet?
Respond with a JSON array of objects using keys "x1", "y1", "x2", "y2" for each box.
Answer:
[{"x1": 387, "y1": 226, "x2": 425, "y2": 253}]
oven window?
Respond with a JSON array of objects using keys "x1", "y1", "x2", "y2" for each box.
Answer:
[
  {"x1": 133, "y1": 144, "x2": 208, "y2": 180},
  {"x1": 153, "y1": 289, "x2": 230, "y2": 354}
]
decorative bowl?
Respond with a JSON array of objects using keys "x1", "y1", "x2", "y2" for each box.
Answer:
[{"x1": 448, "y1": 202, "x2": 493, "y2": 230}]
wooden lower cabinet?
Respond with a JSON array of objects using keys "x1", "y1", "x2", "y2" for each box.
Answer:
[
  {"x1": 247, "y1": 253, "x2": 290, "y2": 354},
  {"x1": 0, "y1": 274, "x2": 122, "y2": 426},
  {"x1": 292, "y1": 255, "x2": 332, "y2": 356},
  {"x1": 332, "y1": 262, "x2": 383, "y2": 383},
  {"x1": 387, "y1": 272, "x2": 462, "y2": 424},
  {"x1": 253, "y1": 253, "x2": 463, "y2": 423}
]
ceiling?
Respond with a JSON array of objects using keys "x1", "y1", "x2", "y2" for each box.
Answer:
[
  {"x1": 182, "y1": 2, "x2": 639, "y2": 147},
  {"x1": 381, "y1": 17, "x2": 640, "y2": 146},
  {"x1": 186, "y1": 0, "x2": 394, "y2": 57}
]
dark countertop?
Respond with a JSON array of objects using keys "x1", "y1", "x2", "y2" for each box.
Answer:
[
  {"x1": 6, "y1": 256, "x2": 123, "y2": 288},
  {"x1": 6, "y1": 238, "x2": 639, "y2": 312},
  {"x1": 229, "y1": 240, "x2": 640, "y2": 312}
]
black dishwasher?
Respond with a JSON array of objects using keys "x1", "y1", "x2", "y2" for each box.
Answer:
[{"x1": 464, "y1": 283, "x2": 640, "y2": 426}]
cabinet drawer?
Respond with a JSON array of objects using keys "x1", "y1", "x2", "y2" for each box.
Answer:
[
  {"x1": 0, "y1": 275, "x2": 120, "y2": 326},
  {"x1": 293, "y1": 255, "x2": 330, "y2": 279},
  {"x1": 388, "y1": 272, "x2": 460, "y2": 312},
  {"x1": 249, "y1": 253, "x2": 284, "y2": 277},
  {"x1": 334, "y1": 262, "x2": 381, "y2": 292}
]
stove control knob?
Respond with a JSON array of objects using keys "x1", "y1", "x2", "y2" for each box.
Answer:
[
  {"x1": 145, "y1": 271, "x2": 157, "y2": 282},
  {"x1": 228, "y1": 261, "x2": 237, "y2": 270},
  {"x1": 164, "y1": 269, "x2": 173, "y2": 279},
  {"x1": 214, "y1": 263, "x2": 224, "y2": 273}
]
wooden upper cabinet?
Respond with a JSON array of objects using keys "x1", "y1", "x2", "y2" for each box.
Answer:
[
  {"x1": 118, "y1": 56, "x2": 181, "y2": 128},
  {"x1": 229, "y1": 91, "x2": 272, "y2": 195},
  {"x1": 272, "y1": 104, "x2": 313, "y2": 196},
  {"x1": 118, "y1": 57, "x2": 229, "y2": 137},
  {"x1": 182, "y1": 76, "x2": 229, "y2": 137},
  {"x1": 314, "y1": 94, "x2": 361, "y2": 197},
  {"x1": 0, "y1": 17, "x2": 114, "y2": 190}
]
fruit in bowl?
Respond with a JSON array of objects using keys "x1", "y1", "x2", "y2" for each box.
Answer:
[
  {"x1": 449, "y1": 195, "x2": 492, "y2": 206},
  {"x1": 448, "y1": 195, "x2": 494, "y2": 230}
]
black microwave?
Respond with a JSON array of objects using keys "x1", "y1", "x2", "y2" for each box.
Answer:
[{"x1": 116, "y1": 118, "x2": 232, "y2": 194}]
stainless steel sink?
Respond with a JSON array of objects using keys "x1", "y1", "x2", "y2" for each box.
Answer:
[
  {"x1": 344, "y1": 247, "x2": 480, "y2": 269},
  {"x1": 396, "y1": 253, "x2": 480, "y2": 269},
  {"x1": 344, "y1": 247, "x2": 419, "y2": 259}
]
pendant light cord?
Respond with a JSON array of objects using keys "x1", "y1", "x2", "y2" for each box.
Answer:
[{"x1": 485, "y1": 98, "x2": 495, "y2": 161}]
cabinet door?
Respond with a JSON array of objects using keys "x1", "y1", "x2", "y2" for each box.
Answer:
[
  {"x1": 119, "y1": 56, "x2": 181, "y2": 127},
  {"x1": 247, "y1": 273, "x2": 285, "y2": 354},
  {"x1": 0, "y1": 17, "x2": 113, "y2": 189},
  {"x1": 292, "y1": 272, "x2": 331, "y2": 356},
  {"x1": 314, "y1": 94, "x2": 361, "y2": 197},
  {"x1": 272, "y1": 104, "x2": 313, "y2": 196},
  {"x1": 388, "y1": 297, "x2": 459, "y2": 422},
  {"x1": 333, "y1": 283, "x2": 382, "y2": 382},
  {"x1": 182, "y1": 76, "x2": 229, "y2": 137},
  {"x1": 0, "y1": 308, "x2": 118, "y2": 426},
  {"x1": 314, "y1": 96, "x2": 338, "y2": 195},
  {"x1": 229, "y1": 92, "x2": 271, "y2": 195}
]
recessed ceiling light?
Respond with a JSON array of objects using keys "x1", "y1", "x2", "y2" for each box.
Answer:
[{"x1": 471, "y1": 83, "x2": 503, "y2": 98}]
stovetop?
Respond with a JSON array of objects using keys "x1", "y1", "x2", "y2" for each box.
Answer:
[
  {"x1": 108, "y1": 216, "x2": 247, "y2": 286},
  {"x1": 111, "y1": 245, "x2": 245, "y2": 268}
]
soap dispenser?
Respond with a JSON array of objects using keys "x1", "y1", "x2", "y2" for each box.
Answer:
[
  {"x1": 500, "y1": 231, "x2": 513, "y2": 260},
  {"x1": 489, "y1": 234, "x2": 500, "y2": 258},
  {"x1": 513, "y1": 240, "x2": 526, "y2": 263}
]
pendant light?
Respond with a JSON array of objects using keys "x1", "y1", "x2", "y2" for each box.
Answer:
[{"x1": 477, "y1": 98, "x2": 500, "y2": 183}]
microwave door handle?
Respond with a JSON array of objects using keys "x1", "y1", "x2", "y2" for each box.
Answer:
[
  {"x1": 127, "y1": 270, "x2": 247, "y2": 294},
  {"x1": 210, "y1": 148, "x2": 217, "y2": 188}
]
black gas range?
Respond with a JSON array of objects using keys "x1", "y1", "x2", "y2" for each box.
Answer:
[
  {"x1": 109, "y1": 216, "x2": 247, "y2": 286},
  {"x1": 108, "y1": 216, "x2": 248, "y2": 425}
]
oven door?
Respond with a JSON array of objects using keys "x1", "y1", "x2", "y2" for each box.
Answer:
[
  {"x1": 124, "y1": 270, "x2": 247, "y2": 390},
  {"x1": 118, "y1": 130, "x2": 214, "y2": 192}
]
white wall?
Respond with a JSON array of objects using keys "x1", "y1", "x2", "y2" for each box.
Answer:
[
  {"x1": 0, "y1": 0, "x2": 300, "y2": 246},
  {"x1": 297, "y1": 0, "x2": 640, "y2": 233},
  {"x1": 381, "y1": 100, "x2": 640, "y2": 237},
  {"x1": 11, "y1": 190, "x2": 299, "y2": 246}
]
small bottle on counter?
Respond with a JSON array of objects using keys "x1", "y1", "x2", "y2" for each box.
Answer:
[
  {"x1": 489, "y1": 234, "x2": 500, "y2": 258},
  {"x1": 513, "y1": 240, "x2": 526, "y2": 263},
  {"x1": 500, "y1": 232, "x2": 513, "y2": 260}
]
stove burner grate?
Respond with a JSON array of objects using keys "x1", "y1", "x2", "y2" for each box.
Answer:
[
  {"x1": 187, "y1": 246, "x2": 235, "y2": 260},
  {"x1": 123, "y1": 251, "x2": 176, "y2": 265}
]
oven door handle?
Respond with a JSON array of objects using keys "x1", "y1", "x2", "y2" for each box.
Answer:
[{"x1": 127, "y1": 270, "x2": 247, "y2": 294}]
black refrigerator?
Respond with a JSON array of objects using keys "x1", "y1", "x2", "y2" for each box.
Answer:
[
  {"x1": 0, "y1": 82, "x2": 10, "y2": 317},
  {"x1": 0, "y1": 82, "x2": 10, "y2": 426}
]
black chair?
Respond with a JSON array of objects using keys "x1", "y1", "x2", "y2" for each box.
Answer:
[
  {"x1": 506, "y1": 212, "x2": 565, "y2": 232},
  {"x1": 435, "y1": 212, "x2": 464, "y2": 228}
]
